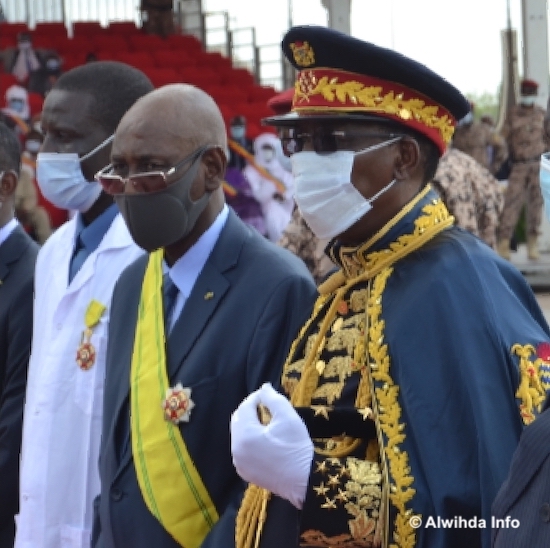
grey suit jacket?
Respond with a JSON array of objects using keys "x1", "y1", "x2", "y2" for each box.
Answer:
[
  {"x1": 492, "y1": 396, "x2": 550, "y2": 547},
  {"x1": 93, "y1": 210, "x2": 318, "y2": 547},
  {"x1": 0, "y1": 225, "x2": 38, "y2": 548}
]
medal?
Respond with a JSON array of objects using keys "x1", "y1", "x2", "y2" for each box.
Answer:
[
  {"x1": 76, "y1": 299, "x2": 106, "y2": 371},
  {"x1": 162, "y1": 383, "x2": 195, "y2": 424},
  {"x1": 76, "y1": 328, "x2": 96, "y2": 370}
]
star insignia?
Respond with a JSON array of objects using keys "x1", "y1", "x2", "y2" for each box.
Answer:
[
  {"x1": 335, "y1": 488, "x2": 348, "y2": 503},
  {"x1": 311, "y1": 405, "x2": 331, "y2": 419},
  {"x1": 161, "y1": 383, "x2": 195, "y2": 424},
  {"x1": 313, "y1": 482, "x2": 329, "y2": 496},
  {"x1": 315, "y1": 460, "x2": 328, "y2": 474},
  {"x1": 339, "y1": 465, "x2": 350, "y2": 478},
  {"x1": 321, "y1": 497, "x2": 337, "y2": 509},
  {"x1": 327, "y1": 474, "x2": 340, "y2": 487}
]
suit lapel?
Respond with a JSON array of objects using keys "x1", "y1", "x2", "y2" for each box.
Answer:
[
  {"x1": 0, "y1": 226, "x2": 29, "y2": 285},
  {"x1": 167, "y1": 262, "x2": 230, "y2": 381},
  {"x1": 167, "y1": 211, "x2": 246, "y2": 381}
]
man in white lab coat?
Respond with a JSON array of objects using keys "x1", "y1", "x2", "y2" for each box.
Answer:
[{"x1": 15, "y1": 62, "x2": 153, "y2": 548}]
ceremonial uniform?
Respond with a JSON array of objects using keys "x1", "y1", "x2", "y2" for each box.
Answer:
[
  {"x1": 452, "y1": 120, "x2": 507, "y2": 175},
  {"x1": 231, "y1": 26, "x2": 550, "y2": 548},
  {"x1": 498, "y1": 80, "x2": 548, "y2": 259},
  {"x1": 432, "y1": 148, "x2": 503, "y2": 248}
]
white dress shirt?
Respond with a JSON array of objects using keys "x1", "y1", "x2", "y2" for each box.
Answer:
[{"x1": 163, "y1": 205, "x2": 229, "y2": 332}]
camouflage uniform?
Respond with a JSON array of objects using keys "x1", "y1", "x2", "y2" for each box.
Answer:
[
  {"x1": 452, "y1": 120, "x2": 507, "y2": 175},
  {"x1": 278, "y1": 206, "x2": 335, "y2": 284},
  {"x1": 498, "y1": 104, "x2": 548, "y2": 245},
  {"x1": 432, "y1": 148, "x2": 503, "y2": 249}
]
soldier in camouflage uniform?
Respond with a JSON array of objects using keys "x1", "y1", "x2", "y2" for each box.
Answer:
[
  {"x1": 432, "y1": 147, "x2": 503, "y2": 248},
  {"x1": 497, "y1": 79, "x2": 548, "y2": 260},
  {"x1": 278, "y1": 207, "x2": 335, "y2": 284},
  {"x1": 452, "y1": 106, "x2": 507, "y2": 176}
]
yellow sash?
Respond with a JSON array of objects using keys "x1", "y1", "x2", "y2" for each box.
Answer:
[{"x1": 130, "y1": 250, "x2": 219, "y2": 547}]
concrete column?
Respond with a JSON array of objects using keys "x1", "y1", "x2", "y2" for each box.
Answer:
[
  {"x1": 320, "y1": 0, "x2": 351, "y2": 35},
  {"x1": 520, "y1": 0, "x2": 550, "y2": 251}
]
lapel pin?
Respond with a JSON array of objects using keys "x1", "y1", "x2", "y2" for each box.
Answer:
[{"x1": 204, "y1": 291, "x2": 214, "y2": 300}]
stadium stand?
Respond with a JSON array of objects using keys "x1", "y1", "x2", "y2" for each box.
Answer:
[{"x1": 0, "y1": 19, "x2": 277, "y2": 139}]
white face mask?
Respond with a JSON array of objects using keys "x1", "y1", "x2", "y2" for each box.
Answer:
[
  {"x1": 291, "y1": 137, "x2": 401, "y2": 240},
  {"x1": 36, "y1": 135, "x2": 113, "y2": 212},
  {"x1": 540, "y1": 153, "x2": 550, "y2": 220},
  {"x1": 521, "y1": 96, "x2": 537, "y2": 106}
]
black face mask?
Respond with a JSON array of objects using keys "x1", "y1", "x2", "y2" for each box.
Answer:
[{"x1": 115, "y1": 151, "x2": 211, "y2": 252}]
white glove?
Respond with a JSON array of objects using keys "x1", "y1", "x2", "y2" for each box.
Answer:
[{"x1": 230, "y1": 383, "x2": 314, "y2": 509}]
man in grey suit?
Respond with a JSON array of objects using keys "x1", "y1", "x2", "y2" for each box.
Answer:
[
  {"x1": 0, "y1": 122, "x2": 39, "y2": 547},
  {"x1": 91, "y1": 84, "x2": 317, "y2": 547}
]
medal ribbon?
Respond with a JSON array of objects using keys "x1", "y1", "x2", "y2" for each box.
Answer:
[
  {"x1": 76, "y1": 299, "x2": 106, "y2": 370},
  {"x1": 130, "y1": 250, "x2": 219, "y2": 547}
]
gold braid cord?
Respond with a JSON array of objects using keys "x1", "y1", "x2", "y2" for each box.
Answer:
[{"x1": 236, "y1": 191, "x2": 453, "y2": 548}]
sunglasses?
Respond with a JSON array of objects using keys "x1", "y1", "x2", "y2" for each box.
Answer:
[
  {"x1": 280, "y1": 130, "x2": 404, "y2": 155},
  {"x1": 95, "y1": 145, "x2": 210, "y2": 194}
]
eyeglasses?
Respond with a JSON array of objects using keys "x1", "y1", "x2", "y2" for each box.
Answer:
[
  {"x1": 280, "y1": 129, "x2": 405, "y2": 155},
  {"x1": 95, "y1": 145, "x2": 210, "y2": 194}
]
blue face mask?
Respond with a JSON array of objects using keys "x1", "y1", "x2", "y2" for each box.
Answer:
[
  {"x1": 540, "y1": 153, "x2": 550, "y2": 220},
  {"x1": 231, "y1": 126, "x2": 246, "y2": 140}
]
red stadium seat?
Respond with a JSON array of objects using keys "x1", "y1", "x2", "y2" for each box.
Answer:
[
  {"x1": 222, "y1": 67, "x2": 256, "y2": 86},
  {"x1": 0, "y1": 22, "x2": 29, "y2": 38},
  {"x1": 33, "y1": 22, "x2": 68, "y2": 38},
  {"x1": 128, "y1": 33, "x2": 167, "y2": 51},
  {"x1": 72, "y1": 21, "x2": 105, "y2": 37},
  {"x1": 27, "y1": 92, "x2": 44, "y2": 117},
  {"x1": 182, "y1": 68, "x2": 222, "y2": 88},
  {"x1": 203, "y1": 51, "x2": 232, "y2": 71},
  {"x1": 151, "y1": 49, "x2": 196, "y2": 69},
  {"x1": 106, "y1": 21, "x2": 140, "y2": 35},
  {"x1": 143, "y1": 68, "x2": 181, "y2": 88},
  {"x1": 0, "y1": 74, "x2": 19, "y2": 93},
  {"x1": 166, "y1": 34, "x2": 203, "y2": 53},
  {"x1": 0, "y1": 36, "x2": 16, "y2": 50},
  {"x1": 91, "y1": 35, "x2": 129, "y2": 51},
  {"x1": 116, "y1": 51, "x2": 156, "y2": 69},
  {"x1": 247, "y1": 85, "x2": 277, "y2": 103}
]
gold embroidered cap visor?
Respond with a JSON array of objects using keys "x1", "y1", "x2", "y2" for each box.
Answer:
[{"x1": 268, "y1": 25, "x2": 471, "y2": 155}]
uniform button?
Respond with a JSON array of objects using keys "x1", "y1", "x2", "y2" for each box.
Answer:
[
  {"x1": 540, "y1": 502, "x2": 550, "y2": 522},
  {"x1": 111, "y1": 488, "x2": 123, "y2": 502}
]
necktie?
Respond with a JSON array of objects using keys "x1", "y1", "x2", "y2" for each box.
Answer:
[
  {"x1": 163, "y1": 273, "x2": 179, "y2": 334},
  {"x1": 69, "y1": 234, "x2": 87, "y2": 283}
]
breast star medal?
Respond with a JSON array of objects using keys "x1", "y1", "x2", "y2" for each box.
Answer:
[
  {"x1": 162, "y1": 383, "x2": 195, "y2": 424},
  {"x1": 76, "y1": 328, "x2": 96, "y2": 371},
  {"x1": 76, "y1": 299, "x2": 106, "y2": 371}
]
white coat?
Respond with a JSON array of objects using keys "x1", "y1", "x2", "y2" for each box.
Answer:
[{"x1": 15, "y1": 213, "x2": 143, "y2": 548}]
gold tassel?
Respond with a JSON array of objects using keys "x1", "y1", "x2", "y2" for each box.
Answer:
[{"x1": 236, "y1": 485, "x2": 270, "y2": 548}]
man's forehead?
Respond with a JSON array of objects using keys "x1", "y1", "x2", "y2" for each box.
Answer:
[{"x1": 42, "y1": 89, "x2": 95, "y2": 123}]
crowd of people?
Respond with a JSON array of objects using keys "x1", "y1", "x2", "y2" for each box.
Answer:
[{"x1": 2, "y1": 21, "x2": 550, "y2": 548}]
